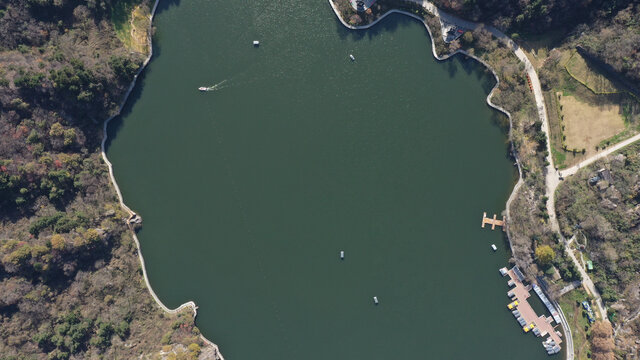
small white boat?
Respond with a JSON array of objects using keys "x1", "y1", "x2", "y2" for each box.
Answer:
[
  {"x1": 373, "y1": 296, "x2": 379, "y2": 305},
  {"x1": 198, "y1": 87, "x2": 208, "y2": 91},
  {"x1": 253, "y1": 40, "x2": 260, "y2": 46},
  {"x1": 340, "y1": 250, "x2": 344, "y2": 260},
  {"x1": 491, "y1": 244, "x2": 497, "y2": 251},
  {"x1": 349, "y1": 54, "x2": 355, "y2": 61}
]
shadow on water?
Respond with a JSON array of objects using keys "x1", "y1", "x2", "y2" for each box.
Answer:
[
  {"x1": 105, "y1": 17, "x2": 169, "y2": 152},
  {"x1": 444, "y1": 58, "x2": 458, "y2": 78},
  {"x1": 104, "y1": 68, "x2": 149, "y2": 152},
  {"x1": 156, "y1": 0, "x2": 181, "y2": 15}
]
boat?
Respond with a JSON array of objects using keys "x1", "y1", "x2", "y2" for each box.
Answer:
[
  {"x1": 373, "y1": 296, "x2": 379, "y2": 305},
  {"x1": 491, "y1": 244, "x2": 497, "y2": 251},
  {"x1": 253, "y1": 40, "x2": 260, "y2": 46},
  {"x1": 340, "y1": 250, "x2": 344, "y2": 260},
  {"x1": 349, "y1": 54, "x2": 355, "y2": 61},
  {"x1": 198, "y1": 87, "x2": 208, "y2": 91}
]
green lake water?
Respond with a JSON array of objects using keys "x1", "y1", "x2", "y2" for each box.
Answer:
[{"x1": 106, "y1": 0, "x2": 554, "y2": 358}]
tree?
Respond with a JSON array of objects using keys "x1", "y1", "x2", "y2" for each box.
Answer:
[
  {"x1": 63, "y1": 128, "x2": 76, "y2": 146},
  {"x1": 108, "y1": 56, "x2": 140, "y2": 80},
  {"x1": 49, "y1": 122, "x2": 64, "y2": 137},
  {"x1": 462, "y1": 31, "x2": 474, "y2": 44},
  {"x1": 84, "y1": 228, "x2": 101, "y2": 244},
  {"x1": 535, "y1": 245, "x2": 555, "y2": 266},
  {"x1": 534, "y1": 131, "x2": 547, "y2": 149},
  {"x1": 187, "y1": 343, "x2": 201, "y2": 359},
  {"x1": 50, "y1": 234, "x2": 66, "y2": 250}
]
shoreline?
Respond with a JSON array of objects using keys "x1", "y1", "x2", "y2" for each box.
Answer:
[
  {"x1": 329, "y1": 0, "x2": 573, "y2": 358},
  {"x1": 99, "y1": 1, "x2": 225, "y2": 358},
  {"x1": 329, "y1": 0, "x2": 522, "y2": 248}
]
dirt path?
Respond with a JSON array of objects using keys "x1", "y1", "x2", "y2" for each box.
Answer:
[{"x1": 129, "y1": 5, "x2": 149, "y2": 54}]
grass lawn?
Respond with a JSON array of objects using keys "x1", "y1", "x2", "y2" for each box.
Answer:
[
  {"x1": 559, "y1": 94, "x2": 625, "y2": 153},
  {"x1": 566, "y1": 52, "x2": 619, "y2": 94},
  {"x1": 558, "y1": 288, "x2": 592, "y2": 360},
  {"x1": 542, "y1": 49, "x2": 640, "y2": 167}
]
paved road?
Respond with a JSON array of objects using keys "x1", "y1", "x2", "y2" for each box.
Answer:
[{"x1": 559, "y1": 132, "x2": 640, "y2": 178}]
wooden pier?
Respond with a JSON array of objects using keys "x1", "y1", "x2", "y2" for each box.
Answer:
[{"x1": 481, "y1": 212, "x2": 505, "y2": 231}]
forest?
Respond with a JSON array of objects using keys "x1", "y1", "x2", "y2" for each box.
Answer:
[
  {"x1": 431, "y1": 0, "x2": 640, "y2": 85},
  {"x1": 0, "y1": 1, "x2": 213, "y2": 359}
]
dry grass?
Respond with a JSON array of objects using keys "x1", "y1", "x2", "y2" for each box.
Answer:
[
  {"x1": 129, "y1": 5, "x2": 151, "y2": 54},
  {"x1": 565, "y1": 52, "x2": 618, "y2": 94},
  {"x1": 560, "y1": 94, "x2": 624, "y2": 153},
  {"x1": 113, "y1": 2, "x2": 151, "y2": 54}
]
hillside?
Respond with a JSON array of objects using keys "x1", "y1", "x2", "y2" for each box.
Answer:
[
  {"x1": 556, "y1": 143, "x2": 640, "y2": 357},
  {"x1": 0, "y1": 1, "x2": 218, "y2": 359},
  {"x1": 431, "y1": 0, "x2": 640, "y2": 86}
]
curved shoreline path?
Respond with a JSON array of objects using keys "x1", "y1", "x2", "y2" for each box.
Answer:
[
  {"x1": 100, "y1": 1, "x2": 225, "y2": 358},
  {"x1": 330, "y1": 0, "x2": 578, "y2": 358}
]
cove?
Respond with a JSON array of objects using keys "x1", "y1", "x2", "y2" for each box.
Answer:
[{"x1": 106, "y1": 0, "x2": 550, "y2": 358}]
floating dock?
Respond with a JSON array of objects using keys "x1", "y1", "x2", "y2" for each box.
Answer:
[
  {"x1": 502, "y1": 266, "x2": 563, "y2": 354},
  {"x1": 481, "y1": 212, "x2": 505, "y2": 231}
]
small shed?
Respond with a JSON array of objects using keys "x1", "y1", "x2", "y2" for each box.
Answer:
[{"x1": 586, "y1": 260, "x2": 594, "y2": 271}]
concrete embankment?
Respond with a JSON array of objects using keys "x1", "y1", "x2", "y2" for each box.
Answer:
[{"x1": 100, "y1": 1, "x2": 225, "y2": 358}]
